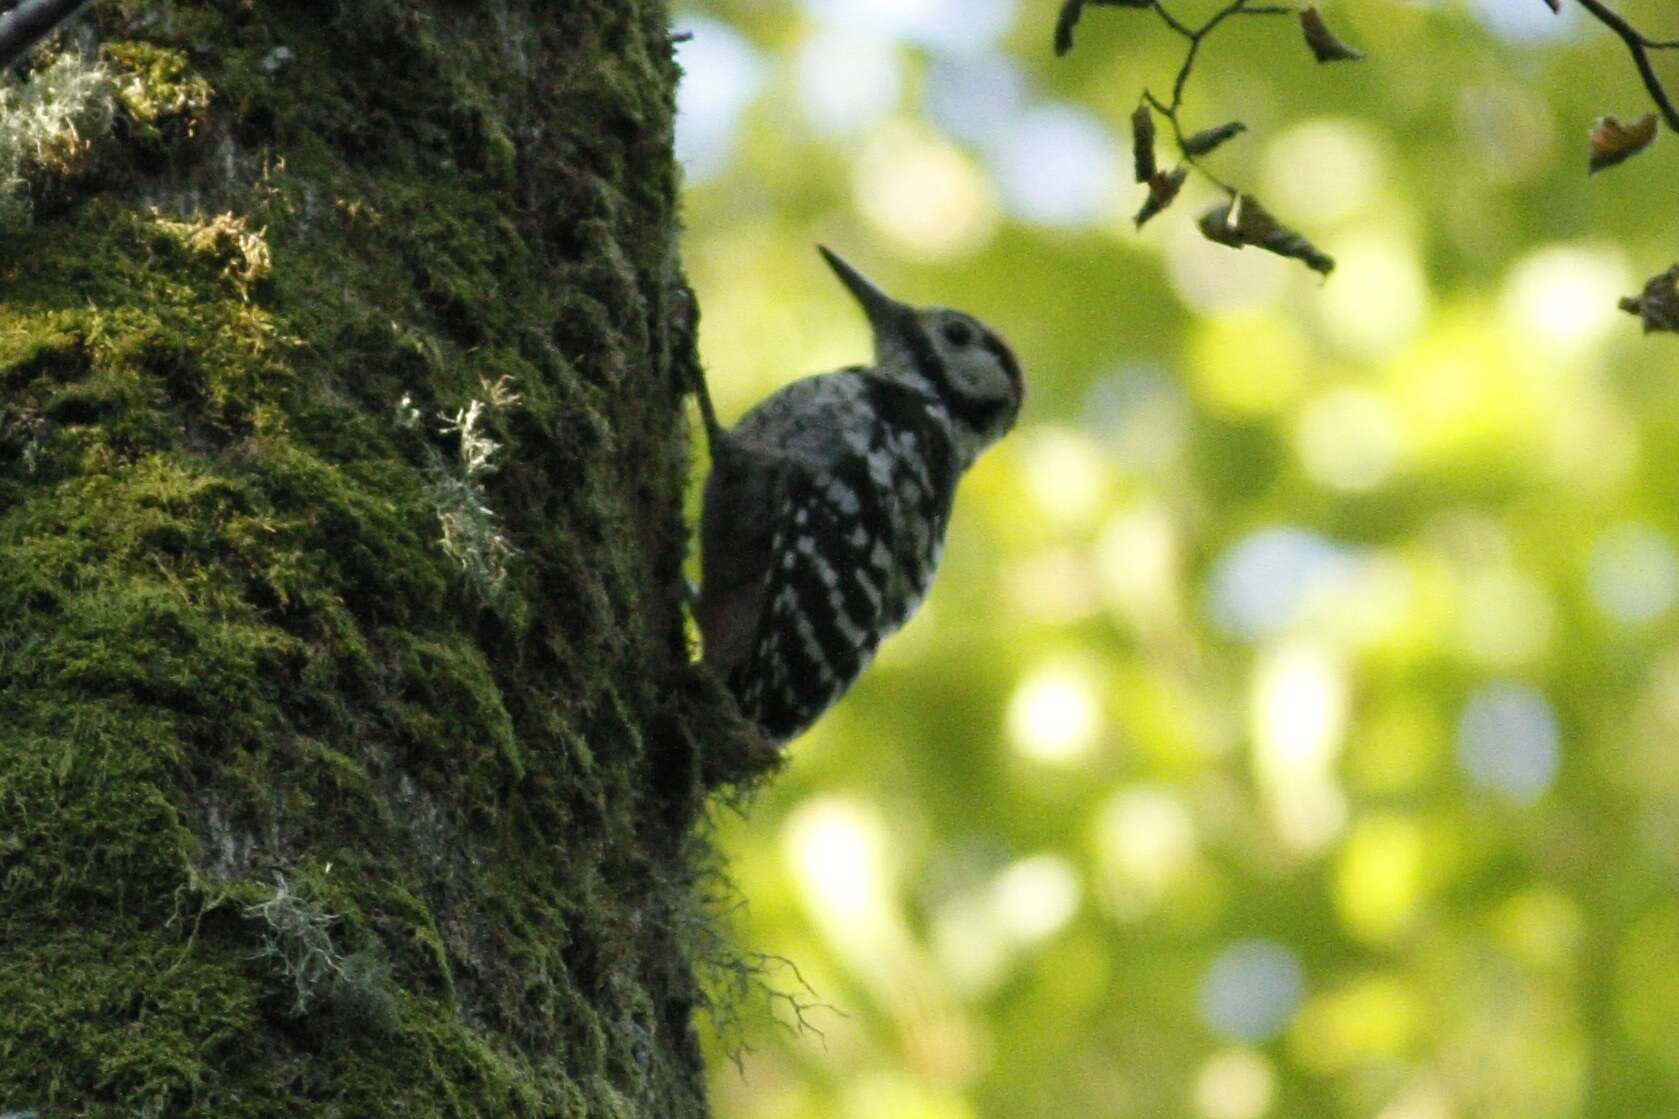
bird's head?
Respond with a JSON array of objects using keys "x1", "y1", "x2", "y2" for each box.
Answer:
[{"x1": 819, "y1": 246, "x2": 1024, "y2": 456}]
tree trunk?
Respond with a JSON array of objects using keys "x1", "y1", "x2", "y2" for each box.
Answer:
[{"x1": 0, "y1": 2, "x2": 761, "y2": 1113}]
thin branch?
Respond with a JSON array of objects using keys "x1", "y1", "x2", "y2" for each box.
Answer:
[
  {"x1": 1572, "y1": 0, "x2": 1679, "y2": 131},
  {"x1": 1143, "y1": 0, "x2": 1292, "y2": 192},
  {"x1": 1149, "y1": 0, "x2": 1198, "y2": 41},
  {"x1": 0, "y1": 0, "x2": 88, "y2": 73}
]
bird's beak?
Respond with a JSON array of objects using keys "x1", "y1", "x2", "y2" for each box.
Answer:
[{"x1": 818, "y1": 246, "x2": 914, "y2": 338}]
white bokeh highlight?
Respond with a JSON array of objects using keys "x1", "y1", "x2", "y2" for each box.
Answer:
[
  {"x1": 924, "y1": 54, "x2": 1030, "y2": 146},
  {"x1": 1261, "y1": 118, "x2": 1386, "y2": 224},
  {"x1": 1471, "y1": 0, "x2": 1579, "y2": 43},
  {"x1": 673, "y1": 17, "x2": 766, "y2": 181},
  {"x1": 989, "y1": 105, "x2": 1120, "y2": 227},
  {"x1": 1008, "y1": 660, "x2": 1102, "y2": 764},
  {"x1": 1199, "y1": 940, "x2": 1306, "y2": 1043},
  {"x1": 1195, "y1": 1049, "x2": 1277, "y2": 1119},
  {"x1": 1501, "y1": 245, "x2": 1631, "y2": 353},
  {"x1": 795, "y1": 27, "x2": 902, "y2": 135},
  {"x1": 1094, "y1": 786, "x2": 1197, "y2": 920},
  {"x1": 1084, "y1": 364, "x2": 1190, "y2": 473},
  {"x1": 1253, "y1": 641, "x2": 1350, "y2": 853},
  {"x1": 1296, "y1": 387, "x2": 1402, "y2": 493},
  {"x1": 990, "y1": 854, "x2": 1082, "y2": 945},
  {"x1": 1589, "y1": 523, "x2": 1679, "y2": 627},
  {"x1": 799, "y1": 0, "x2": 1017, "y2": 54},
  {"x1": 1208, "y1": 528, "x2": 1356, "y2": 641},
  {"x1": 1457, "y1": 683, "x2": 1562, "y2": 803},
  {"x1": 852, "y1": 122, "x2": 999, "y2": 260}
]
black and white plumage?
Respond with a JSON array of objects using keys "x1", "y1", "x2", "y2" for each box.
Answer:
[{"x1": 695, "y1": 247, "x2": 1025, "y2": 742}]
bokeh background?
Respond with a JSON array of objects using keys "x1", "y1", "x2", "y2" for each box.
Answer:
[{"x1": 672, "y1": 1, "x2": 1679, "y2": 1115}]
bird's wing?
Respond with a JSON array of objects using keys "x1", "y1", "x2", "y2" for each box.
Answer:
[
  {"x1": 697, "y1": 444, "x2": 780, "y2": 678},
  {"x1": 729, "y1": 452, "x2": 895, "y2": 741}
]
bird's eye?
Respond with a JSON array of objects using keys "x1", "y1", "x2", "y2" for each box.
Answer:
[{"x1": 941, "y1": 320, "x2": 973, "y2": 347}]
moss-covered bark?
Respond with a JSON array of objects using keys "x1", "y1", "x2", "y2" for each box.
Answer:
[{"x1": 0, "y1": 2, "x2": 760, "y2": 1114}]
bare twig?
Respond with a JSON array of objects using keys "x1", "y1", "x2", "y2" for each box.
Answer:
[
  {"x1": 1062, "y1": 0, "x2": 1341, "y2": 268},
  {"x1": 0, "y1": 0, "x2": 89, "y2": 73},
  {"x1": 1060, "y1": 0, "x2": 1674, "y2": 305},
  {"x1": 1142, "y1": 0, "x2": 1292, "y2": 192},
  {"x1": 1570, "y1": 0, "x2": 1679, "y2": 131}
]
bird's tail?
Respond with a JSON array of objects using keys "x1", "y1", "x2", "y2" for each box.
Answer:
[
  {"x1": 673, "y1": 275, "x2": 728, "y2": 457},
  {"x1": 690, "y1": 359, "x2": 726, "y2": 456}
]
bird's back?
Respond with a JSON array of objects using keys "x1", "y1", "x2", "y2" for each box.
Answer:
[{"x1": 698, "y1": 368, "x2": 961, "y2": 739}]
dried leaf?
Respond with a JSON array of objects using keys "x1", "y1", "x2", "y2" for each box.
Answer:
[
  {"x1": 1619, "y1": 264, "x2": 1679, "y2": 333},
  {"x1": 1054, "y1": 0, "x2": 1152, "y2": 56},
  {"x1": 1131, "y1": 103, "x2": 1157, "y2": 182},
  {"x1": 1182, "y1": 121, "x2": 1248, "y2": 157},
  {"x1": 1053, "y1": 0, "x2": 1086, "y2": 56},
  {"x1": 1589, "y1": 113, "x2": 1658, "y2": 174},
  {"x1": 1299, "y1": 6, "x2": 1365, "y2": 63},
  {"x1": 1198, "y1": 194, "x2": 1335, "y2": 275},
  {"x1": 1134, "y1": 167, "x2": 1186, "y2": 228}
]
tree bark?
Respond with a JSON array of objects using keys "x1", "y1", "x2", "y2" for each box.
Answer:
[{"x1": 0, "y1": 2, "x2": 761, "y2": 1113}]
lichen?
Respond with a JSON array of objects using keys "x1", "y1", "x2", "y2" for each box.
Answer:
[
  {"x1": 0, "y1": 0, "x2": 755, "y2": 1115},
  {"x1": 0, "y1": 52, "x2": 113, "y2": 230},
  {"x1": 419, "y1": 382, "x2": 523, "y2": 596},
  {"x1": 243, "y1": 872, "x2": 351, "y2": 1015}
]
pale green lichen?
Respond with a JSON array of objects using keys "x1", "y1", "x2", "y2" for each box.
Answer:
[
  {"x1": 244, "y1": 872, "x2": 402, "y2": 1026},
  {"x1": 0, "y1": 52, "x2": 112, "y2": 230},
  {"x1": 431, "y1": 384, "x2": 520, "y2": 594},
  {"x1": 244, "y1": 873, "x2": 349, "y2": 1015},
  {"x1": 397, "y1": 373, "x2": 525, "y2": 596}
]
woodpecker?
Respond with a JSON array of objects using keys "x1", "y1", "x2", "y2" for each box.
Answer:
[{"x1": 694, "y1": 247, "x2": 1025, "y2": 742}]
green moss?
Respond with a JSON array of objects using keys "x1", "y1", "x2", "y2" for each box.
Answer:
[
  {"x1": 0, "y1": 0, "x2": 754, "y2": 1115},
  {"x1": 101, "y1": 40, "x2": 213, "y2": 148}
]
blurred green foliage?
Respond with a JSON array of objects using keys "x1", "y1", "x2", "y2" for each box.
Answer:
[{"x1": 677, "y1": 1, "x2": 1679, "y2": 1116}]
